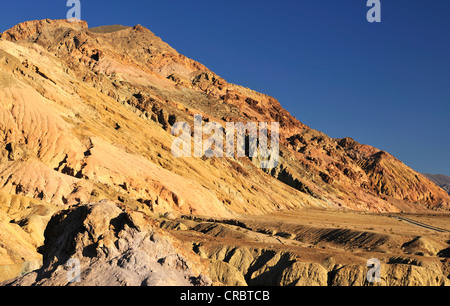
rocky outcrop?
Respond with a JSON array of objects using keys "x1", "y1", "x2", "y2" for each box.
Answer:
[
  {"x1": 0, "y1": 193, "x2": 57, "y2": 282},
  {"x1": 2, "y1": 201, "x2": 211, "y2": 286}
]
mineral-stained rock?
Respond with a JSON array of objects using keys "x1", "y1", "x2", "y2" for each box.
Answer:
[{"x1": 2, "y1": 201, "x2": 211, "y2": 286}]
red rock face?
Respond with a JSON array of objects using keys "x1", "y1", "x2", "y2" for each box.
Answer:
[{"x1": 0, "y1": 18, "x2": 448, "y2": 217}]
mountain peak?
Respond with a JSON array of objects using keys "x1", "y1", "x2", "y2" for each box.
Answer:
[{"x1": 1, "y1": 19, "x2": 88, "y2": 41}]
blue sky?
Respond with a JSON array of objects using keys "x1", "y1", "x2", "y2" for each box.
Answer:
[{"x1": 1, "y1": 0, "x2": 449, "y2": 175}]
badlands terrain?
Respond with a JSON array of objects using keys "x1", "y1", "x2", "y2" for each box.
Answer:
[{"x1": 0, "y1": 19, "x2": 449, "y2": 286}]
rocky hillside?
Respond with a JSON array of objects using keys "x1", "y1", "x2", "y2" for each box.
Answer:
[
  {"x1": 423, "y1": 174, "x2": 450, "y2": 195},
  {"x1": 0, "y1": 19, "x2": 449, "y2": 285},
  {"x1": 0, "y1": 19, "x2": 448, "y2": 216}
]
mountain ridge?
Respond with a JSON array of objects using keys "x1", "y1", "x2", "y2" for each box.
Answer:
[
  {"x1": 0, "y1": 18, "x2": 449, "y2": 215},
  {"x1": 423, "y1": 174, "x2": 450, "y2": 196},
  {"x1": 1, "y1": 18, "x2": 450, "y2": 286}
]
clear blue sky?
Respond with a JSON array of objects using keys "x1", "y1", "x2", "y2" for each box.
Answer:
[{"x1": 1, "y1": 0, "x2": 449, "y2": 176}]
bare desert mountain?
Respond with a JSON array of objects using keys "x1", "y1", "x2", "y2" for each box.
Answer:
[
  {"x1": 423, "y1": 174, "x2": 450, "y2": 195},
  {"x1": 0, "y1": 19, "x2": 449, "y2": 286}
]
